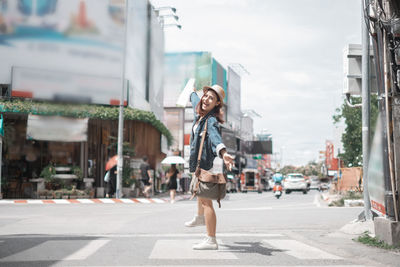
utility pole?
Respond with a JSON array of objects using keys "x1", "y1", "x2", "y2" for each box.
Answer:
[
  {"x1": 362, "y1": 0, "x2": 372, "y2": 220},
  {"x1": 116, "y1": 0, "x2": 129, "y2": 199}
]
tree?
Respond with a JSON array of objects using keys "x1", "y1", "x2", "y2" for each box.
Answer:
[
  {"x1": 279, "y1": 161, "x2": 323, "y2": 177},
  {"x1": 333, "y1": 95, "x2": 379, "y2": 167}
]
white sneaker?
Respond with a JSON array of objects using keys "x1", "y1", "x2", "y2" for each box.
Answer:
[
  {"x1": 184, "y1": 215, "x2": 205, "y2": 227},
  {"x1": 192, "y1": 236, "x2": 218, "y2": 250}
]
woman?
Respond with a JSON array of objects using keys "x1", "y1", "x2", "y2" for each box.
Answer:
[
  {"x1": 166, "y1": 164, "x2": 180, "y2": 203},
  {"x1": 187, "y1": 84, "x2": 234, "y2": 250}
]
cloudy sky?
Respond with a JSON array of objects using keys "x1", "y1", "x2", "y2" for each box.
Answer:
[{"x1": 152, "y1": 0, "x2": 362, "y2": 166}]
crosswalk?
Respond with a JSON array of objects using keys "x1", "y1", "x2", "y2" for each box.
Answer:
[{"x1": 0, "y1": 233, "x2": 369, "y2": 266}]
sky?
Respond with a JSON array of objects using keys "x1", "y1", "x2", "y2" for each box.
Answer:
[{"x1": 152, "y1": 0, "x2": 362, "y2": 166}]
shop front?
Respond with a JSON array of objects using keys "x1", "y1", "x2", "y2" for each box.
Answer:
[{"x1": 0, "y1": 102, "x2": 171, "y2": 199}]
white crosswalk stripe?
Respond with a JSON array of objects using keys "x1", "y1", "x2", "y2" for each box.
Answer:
[
  {"x1": 0, "y1": 234, "x2": 360, "y2": 265},
  {"x1": 149, "y1": 239, "x2": 238, "y2": 259},
  {"x1": 0, "y1": 240, "x2": 107, "y2": 262},
  {"x1": 63, "y1": 240, "x2": 110, "y2": 260},
  {"x1": 263, "y1": 239, "x2": 342, "y2": 260}
]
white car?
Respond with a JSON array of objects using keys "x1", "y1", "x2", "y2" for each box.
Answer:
[{"x1": 283, "y1": 173, "x2": 308, "y2": 194}]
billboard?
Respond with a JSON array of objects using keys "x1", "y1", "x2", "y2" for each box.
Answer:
[
  {"x1": 125, "y1": 0, "x2": 148, "y2": 110},
  {"x1": 164, "y1": 52, "x2": 212, "y2": 107},
  {"x1": 241, "y1": 140, "x2": 273, "y2": 155},
  {"x1": 212, "y1": 58, "x2": 227, "y2": 102},
  {"x1": 148, "y1": 4, "x2": 164, "y2": 121},
  {"x1": 27, "y1": 114, "x2": 88, "y2": 142},
  {"x1": 368, "y1": 114, "x2": 386, "y2": 216},
  {"x1": 0, "y1": 0, "x2": 149, "y2": 105},
  {"x1": 227, "y1": 66, "x2": 241, "y2": 132}
]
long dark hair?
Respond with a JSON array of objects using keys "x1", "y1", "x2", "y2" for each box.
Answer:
[{"x1": 195, "y1": 89, "x2": 224, "y2": 123}]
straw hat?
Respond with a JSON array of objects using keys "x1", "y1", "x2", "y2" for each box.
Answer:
[{"x1": 203, "y1": 84, "x2": 225, "y2": 104}]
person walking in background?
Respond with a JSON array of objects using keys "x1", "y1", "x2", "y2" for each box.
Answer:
[
  {"x1": 185, "y1": 84, "x2": 234, "y2": 250},
  {"x1": 106, "y1": 165, "x2": 117, "y2": 198},
  {"x1": 140, "y1": 156, "x2": 152, "y2": 198},
  {"x1": 166, "y1": 164, "x2": 180, "y2": 203}
]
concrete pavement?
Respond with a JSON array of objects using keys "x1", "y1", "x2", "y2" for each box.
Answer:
[{"x1": 0, "y1": 191, "x2": 398, "y2": 266}]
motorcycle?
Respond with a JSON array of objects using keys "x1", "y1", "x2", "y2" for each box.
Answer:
[{"x1": 273, "y1": 182, "x2": 283, "y2": 199}]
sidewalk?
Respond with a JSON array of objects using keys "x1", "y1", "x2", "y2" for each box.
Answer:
[{"x1": 0, "y1": 193, "x2": 192, "y2": 205}]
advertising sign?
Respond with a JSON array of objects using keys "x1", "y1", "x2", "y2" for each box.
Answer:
[
  {"x1": 12, "y1": 66, "x2": 122, "y2": 104},
  {"x1": 241, "y1": 140, "x2": 273, "y2": 154},
  {"x1": 368, "y1": 114, "x2": 386, "y2": 216},
  {"x1": 164, "y1": 52, "x2": 212, "y2": 107},
  {"x1": 148, "y1": 4, "x2": 164, "y2": 121},
  {"x1": 212, "y1": 58, "x2": 227, "y2": 102},
  {"x1": 0, "y1": 0, "x2": 127, "y2": 104},
  {"x1": 27, "y1": 114, "x2": 88, "y2": 142},
  {"x1": 227, "y1": 67, "x2": 241, "y2": 132},
  {"x1": 125, "y1": 0, "x2": 148, "y2": 110}
]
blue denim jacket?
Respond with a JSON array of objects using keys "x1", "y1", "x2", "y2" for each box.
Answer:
[{"x1": 189, "y1": 92, "x2": 226, "y2": 172}]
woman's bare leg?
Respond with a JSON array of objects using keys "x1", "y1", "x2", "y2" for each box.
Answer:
[
  {"x1": 199, "y1": 197, "x2": 216, "y2": 237},
  {"x1": 170, "y1": 189, "x2": 176, "y2": 201},
  {"x1": 197, "y1": 198, "x2": 204, "y2": 216}
]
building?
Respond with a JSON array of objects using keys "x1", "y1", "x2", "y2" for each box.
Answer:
[
  {"x1": 0, "y1": 0, "x2": 170, "y2": 198},
  {"x1": 163, "y1": 51, "x2": 242, "y2": 169}
]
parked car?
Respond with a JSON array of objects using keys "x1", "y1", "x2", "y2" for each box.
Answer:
[
  {"x1": 318, "y1": 178, "x2": 330, "y2": 191},
  {"x1": 310, "y1": 176, "x2": 320, "y2": 190},
  {"x1": 283, "y1": 173, "x2": 308, "y2": 194}
]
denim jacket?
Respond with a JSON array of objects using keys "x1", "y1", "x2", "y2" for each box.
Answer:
[{"x1": 189, "y1": 92, "x2": 226, "y2": 172}]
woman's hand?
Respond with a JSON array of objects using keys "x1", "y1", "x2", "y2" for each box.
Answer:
[{"x1": 222, "y1": 152, "x2": 235, "y2": 171}]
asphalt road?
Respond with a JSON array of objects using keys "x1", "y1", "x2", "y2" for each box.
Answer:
[{"x1": 0, "y1": 190, "x2": 399, "y2": 266}]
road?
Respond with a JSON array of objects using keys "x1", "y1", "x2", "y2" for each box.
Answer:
[{"x1": 0, "y1": 190, "x2": 398, "y2": 266}]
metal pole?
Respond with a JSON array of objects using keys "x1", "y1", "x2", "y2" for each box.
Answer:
[
  {"x1": 362, "y1": 0, "x2": 372, "y2": 220},
  {"x1": 116, "y1": 0, "x2": 129, "y2": 199}
]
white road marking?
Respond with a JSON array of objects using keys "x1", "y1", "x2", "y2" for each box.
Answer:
[
  {"x1": 0, "y1": 200, "x2": 14, "y2": 204},
  {"x1": 263, "y1": 239, "x2": 342, "y2": 260},
  {"x1": 26, "y1": 200, "x2": 45, "y2": 204},
  {"x1": 77, "y1": 199, "x2": 95, "y2": 204},
  {"x1": 136, "y1": 198, "x2": 151, "y2": 203},
  {"x1": 68, "y1": 265, "x2": 367, "y2": 267},
  {"x1": 85, "y1": 233, "x2": 283, "y2": 238},
  {"x1": 151, "y1": 198, "x2": 165, "y2": 203},
  {"x1": 98, "y1": 199, "x2": 115, "y2": 204},
  {"x1": 222, "y1": 207, "x2": 273, "y2": 211},
  {"x1": 53, "y1": 199, "x2": 71, "y2": 204},
  {"x1": 0, "y1": 240, "x2": 107, "y2": 262},
  {"x1": 149, "y1": 239, "x2": 237, "y2": 259},
  {"x1": 118, "y1": 199, "x2": 135, "y2": 204},
  {"x1": 63, "y1": 239, "x2": 110, "y2": 260}
]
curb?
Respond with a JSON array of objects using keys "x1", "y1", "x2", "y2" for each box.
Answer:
[{"x1": 0, "y1": 195, "x2": 192, "y2": 205}]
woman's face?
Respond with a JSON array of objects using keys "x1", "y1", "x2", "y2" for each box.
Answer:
[{"x1": 201, "y1": 90, "x2": 220, "y2": 113}]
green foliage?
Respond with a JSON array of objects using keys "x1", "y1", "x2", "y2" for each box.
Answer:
[
  {"x1": 0, "y1": 99, "x2": 173, "y2": 145},
  {"x1": 71, "y1": 166, "x2": 83, "y2": 180},
  {"x1": 122, "y1": 167, "x2": 134, "y2": 187},
  {"x1": 40, "y1": 165, "x2": 56, "y2": 181},
  {"x1": 355, "y1": 231, "x2": 399, "y2": 249},
  {"x1": 280, "y1": 161, "x2": 323, "y2": 177},
  {"x1": 333, "y1": 95, "x2": 379, "y2": 167}
]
